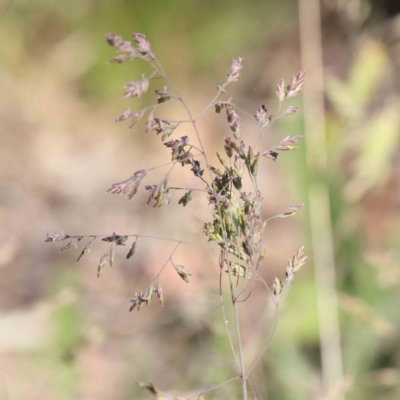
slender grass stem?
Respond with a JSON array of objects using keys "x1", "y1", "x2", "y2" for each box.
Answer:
[
  {"x1": 169, "y1": 187, "x2": 208, "y2": 193},
  {"x1": 67, "y1": 233, "x2": 215, "y2": 248},
  {"x1": 152, "y1": 242, "x2": 180, "y2": 281},
  {"x1": 146, "y1": 152, "x2": 204, "y2": 172},
  {"x1": 185, "y1": 376, "x2": 239, "y2": 400},
  {"x1": 154, "y1": 58, "x2": 248, "y2": 400}
]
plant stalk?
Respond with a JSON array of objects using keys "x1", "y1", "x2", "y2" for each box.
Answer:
[
  {"x1": 298, "y1": 0, "x2": 345, "y2": 396},
  {"x1": 154, "y1": 59, "x2": 248, "y2": 400}
]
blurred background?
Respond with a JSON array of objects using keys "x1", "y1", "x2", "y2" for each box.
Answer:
[{"x1": 1, "y1": 0, "x2": 400, "y2": 399}]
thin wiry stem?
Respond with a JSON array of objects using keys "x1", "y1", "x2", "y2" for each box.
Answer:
[
  {"x1": 124, "y1": 98, "x2": 178, "y2": 120},
  {"x1": 256, "y1": 274, "x2": 278, "y2": 307},
  {"x1": 152, "y1": 242, "x2": 180, "y2": 281},
  {"x1": 247, "y1": 282, "x2": 282, "y2": 376},
  {"x1": 154, "y1": 58, "x2": 248, "y2": 400},
  {"x1": 68, "y1": 233, "x2": 215, "y2": 249},
  {"x1": 247, "y1": 377, "x2": 259, "y2": 400},
  {"x1": 234, "y1": 278, "x2": 255, "y2": 303},
  {"x1": 146, "y1": 152, "x2": 204, "y2": 172},
  {"x1": 186, "y1": 143, "x2": 205, "y2": 154},
  {"x1": 253, "y1": 102, "x2": 285, "y2": 150},
  {"x1": 169, "y1": 187, "x2": 208, "y2": 193},
  {"x1": 185, "y1": 376, "x2": 239, "y2": 400},
  {"x1": 166, "y1": 162, "x2": 176, "y2": 177},
  {"x1": 168, "y1": 120, "x2": 193, "y2": 123},
  {"x1": 219, "y1": 250, "x2": 240, "y2": 370},
  {"x1": 247, "y1": 309, "x2": 279, "y2": 377},
  {"x1": 146, "y1": 68, "x2": 161, "y2": 81},
  {"x1": 232, "y1": 297, "x2": 246, "y2": 396},
  {"x1": 194, "y1": 86, "x2": 226, "y2": 122},
  {"x1": 233, "y1": 105, "x2": 255, "y2": 119}
]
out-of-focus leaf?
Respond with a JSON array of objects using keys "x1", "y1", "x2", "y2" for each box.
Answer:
[
  {"x1": 344, "y1": 99, "x2": 400, "y2": 202},
  {"x1": 348, "y1": 40, "x2": 388, "y2": 107}
]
